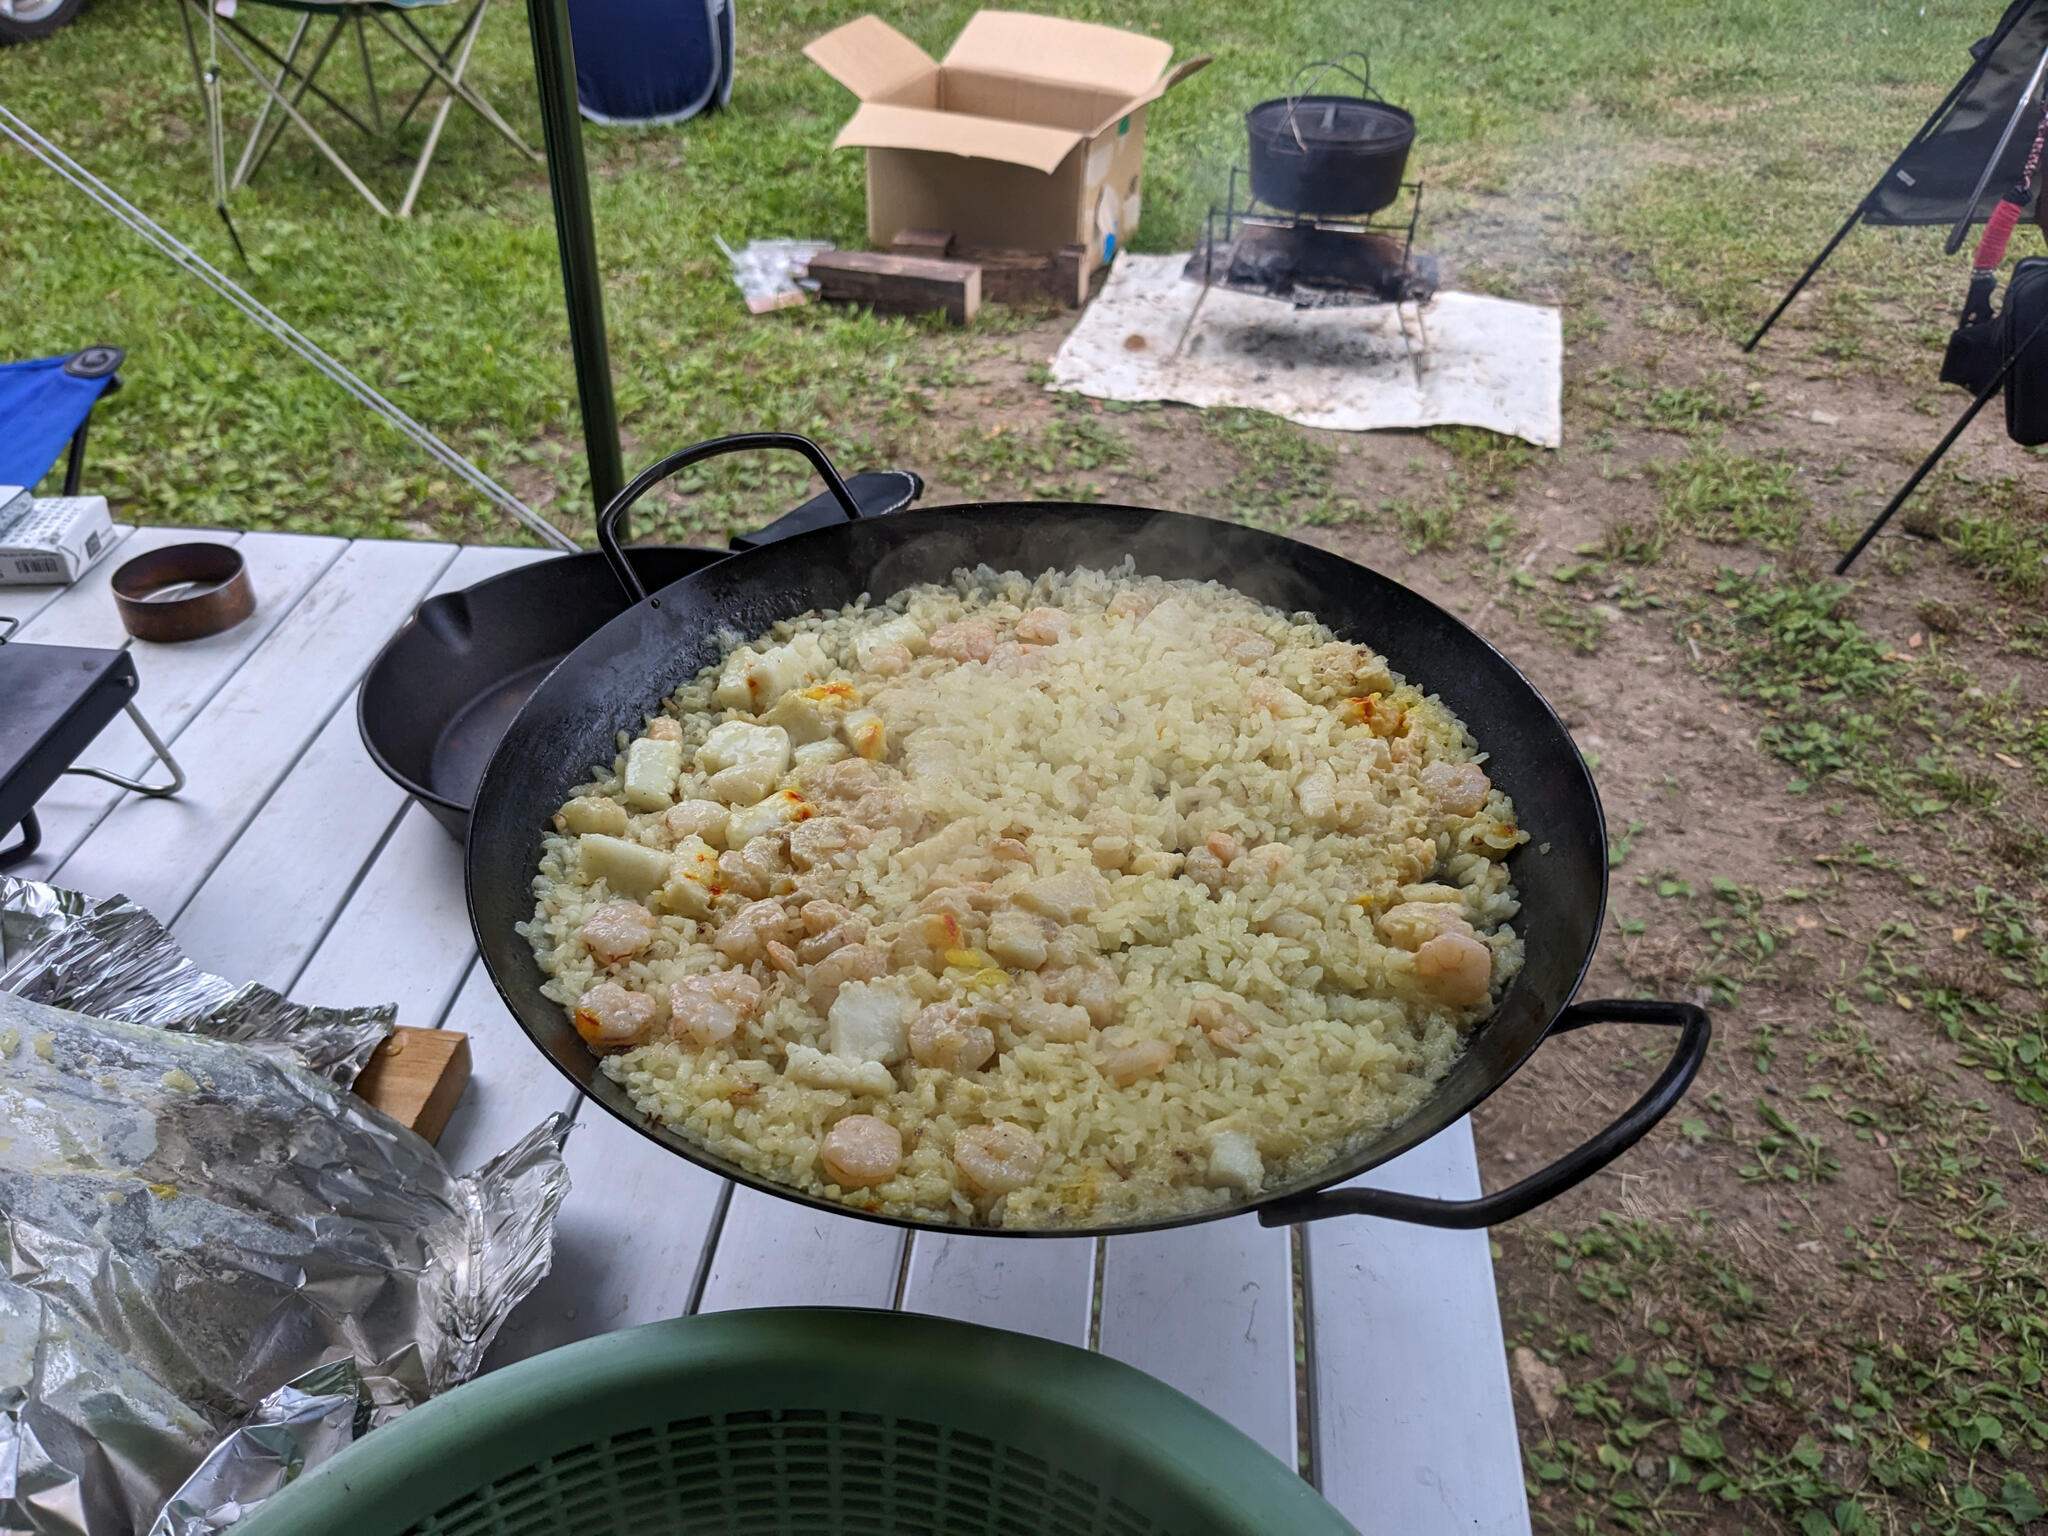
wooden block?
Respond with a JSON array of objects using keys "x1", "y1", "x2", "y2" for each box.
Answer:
[
  {"x1": 354, "y1": 1027, "x2": 471, "y2": 1143},
  {"x1": 808, "y1": 250, "x2": 981, "y2": 324},
  {"x1": 953, "y1": 244, "x2": 1092, "y2": 308},
  {"x1": 891, "y1": 227, "x2": 955, "y2": 257}
]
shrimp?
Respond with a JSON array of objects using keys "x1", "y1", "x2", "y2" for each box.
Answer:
[
  {"x1": 1189, "y1": 998, "x2": 1255, "y2": 1056},
  {"x1": 1377, "y1": 901, "x2": 1479, "y2": 952},
  {"x1": 1422, "y1": 761, "x2": 1493, "y2": 818},
  {"x1": 711, "y1": 899, "x2": 795, "y2": 964},
  {"x1": 890, "y1": 910, "x2": 964, "y2": 973},
  {"x1": 1101, "y1": 1037, "x2": 1175, "y2": 1086},
  {"x1": 788, "y1": 816, "x2": 870, "y2": 870},
  {"x1": 1412, "y1": 932, "x2": 1494, "y2": 1007},
  {"x1": 865, "y1": 642, "x2": 913, "y2": 676},
  {"x1": 796, "y1": 900, "x2": 869, "y2": 964},
  {"x1": 1039, "y1": 962, "x2": 1117, "y2": 1027},
  {"x1": 1105, "y1": 590, "x2": 1156, "y2": 621},
  {"x1": 1015, "y1": 606, "x2": 1072, "y2": 644},
  {"x1": 1215, "y1": 626, "x2": 1275, "y2": 662},
  {"x1": 645, "y1": 715, "x2": 683, "y2": 742},
  {"x1": 667, "y1": 971, "x2": 764, "y2": 1048},
  {"x1": 953, "y1": 1122, "x2": 1044, "y2": 1195},
  {"x1": 990, "y1": 837, "x2": 1035, "y2": 865},
  {"x1": 908, "y1": 1002, "x2": 998, "y2": 1072},
  {"x1": 1248, "y1": 678, "x2": 1308, "y2": 718},
  {"x1": 928, "y1": 620, "x2": 997, "y2": 663},
  {"x1": 573, "y1": 981, "x2": 657, "y2": 1050},
  {"x1": 663, "y1": 798, "x2": 730, "y2": 848},
  {"x1": 716, "y1": 837, "x2": 789, "y2": 900},
  {"x1": 807, "y1": 942, "x2": 888, "y2": 1011},
  {"x1": 581, "y1": 901, "x2": 657, "y2": 963},
  {"x1": 1184, "y1": 846, "x2": 1229, "y2": 894},
  {"x1": 808, "y1": 756, "x2": 885, "y2": 804},
  {"x1": 820, "y1": 1115, "x2": 904, "y2": 1189},
  {"x1": 1014, "y1": 999, "x2": 1092, "y2": 1043}
]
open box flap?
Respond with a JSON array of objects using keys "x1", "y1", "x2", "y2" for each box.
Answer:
[
  {"x1": 941, "y1": 9, "x2": 1174, "y2": 97},
  {"x1": 804, "y1": 15, "x2": 939, "y2": 106},
  {"x1": 832, "y1": 102, "x2": 1082, "y2": 175},
  {"x1": 1083, "y1": 54, "x2": 1212, "y2": 138}
]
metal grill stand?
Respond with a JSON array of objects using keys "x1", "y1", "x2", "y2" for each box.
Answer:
[{"x1": 1178, "y1": 168, "x2": 1438, "y2": 382}]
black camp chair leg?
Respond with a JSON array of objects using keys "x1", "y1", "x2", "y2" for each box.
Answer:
[
  {"x1": 1743, "y1": 201, "x2": 1866, "y2": 353},
  {"x1": 1836, "y1": 309, "x2": 2048, "y2": 574}
]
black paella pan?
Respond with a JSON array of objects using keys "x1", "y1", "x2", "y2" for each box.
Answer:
[{"x1": 467, "y1": 434, "x2": 1708, "y2": 1235}]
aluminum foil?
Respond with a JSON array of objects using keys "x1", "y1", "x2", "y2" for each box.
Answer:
[
  {"x1": 0, "y1": 980, "x2": 570, "y2": 1536},
  {"x1": 0, "y1": 878, "x2": 392, "y2": 1086}
]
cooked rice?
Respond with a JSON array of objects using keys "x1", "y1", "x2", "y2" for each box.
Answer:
[{"x1": 521, "y1": 564, "x2": 1526, "y2": 1229}]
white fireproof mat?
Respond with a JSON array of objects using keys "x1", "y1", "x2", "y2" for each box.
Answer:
[{"x1": 1048, "y1": 253, "x2": 1562, "y2": 448}]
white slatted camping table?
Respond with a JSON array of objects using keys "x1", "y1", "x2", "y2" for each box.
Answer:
[{"x1": 4, "y1": 531, "x2": 1531, "y2": 1535}]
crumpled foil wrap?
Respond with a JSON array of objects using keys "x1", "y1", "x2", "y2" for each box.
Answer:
[
  {"x1": 0, "y1": 878, "x2": 392, "y2": 1086},
  {"x1": 0, "y1": 884, "x2": 572, "y2": 1536}
]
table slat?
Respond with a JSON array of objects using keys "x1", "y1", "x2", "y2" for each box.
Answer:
[
  {"x1": 1099, "y1": 1217, "x2": 1299, "y2": 1469},
  {"x1": 432, "y1": 960, "x2": 580, "y2": 1174},
  {"x1": 899, "y1": 1234, "x2": 1097, "y2": 1347},
  {"x1": 1307, "y1": 1121, "x2": 1530, "y2": 1535},
  {"x1": 170, "y1": 544, "x2": 551, "y2": 989},
  {"x1": 696, "y1": 1187, "x2": 907, "y2": 1313},
  {"x1": 52, "y1": 539, "x2": 455, "y2": 916},
  {"x1": 484, "y1": 1111, "x2": 730, "y2": 1367},
  {"x1": 0, "y1": 525, "x2": 136, "y2": 630},
  {"x1": 10, "y1": 531, "x2": 344, "y2": 881},
  {"x1": 289, "y1": 801, "x2": 472, "y2": 1022}
]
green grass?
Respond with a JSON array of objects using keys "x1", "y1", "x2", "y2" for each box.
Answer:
[
  {"x1": 0, "y1": 0, "x2": 1999, "y2": 541},
  {"x1": 1655, "y1": 441, "x2": 1808, "y2": 552}
]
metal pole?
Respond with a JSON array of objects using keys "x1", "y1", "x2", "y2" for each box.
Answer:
[
  {"x1": 524, "y1": 0, "x2": 625, "y2": 520},
  {"x1": 1835, "y1": 308, "x2": 2048, "y2": 574}
]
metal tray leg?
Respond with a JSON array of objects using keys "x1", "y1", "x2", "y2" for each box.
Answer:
[{"x1": 62, "y1": 702, "x2": 188, "y2": 799}]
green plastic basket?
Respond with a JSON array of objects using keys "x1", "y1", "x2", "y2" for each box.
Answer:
[{"x1": 237, "y1": 1309, "x2": 1359, "y2": 1536}]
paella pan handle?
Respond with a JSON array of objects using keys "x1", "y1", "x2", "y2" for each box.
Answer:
[
  {"x1": 594, "y1": 433, "x2": 864, "y2": 605},
  {"x1": 1256, "y1": 999, "x2": 1710, "y2": 1229}
]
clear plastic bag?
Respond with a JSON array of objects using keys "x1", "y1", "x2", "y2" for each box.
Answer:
[{"x1": 718, "y1": 236, "x2": 834, "y2": 314}]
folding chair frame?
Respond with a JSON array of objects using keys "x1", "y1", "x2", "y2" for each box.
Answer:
[{"x1": 176, "y1": 0, "x2": 542, "y2": 219}]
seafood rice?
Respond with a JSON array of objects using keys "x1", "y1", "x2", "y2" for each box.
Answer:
[{"x1": 521, "y1": 564, "x2": 1527, "y2": 1228}]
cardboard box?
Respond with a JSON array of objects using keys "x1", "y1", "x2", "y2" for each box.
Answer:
[
  {"x1": 806, "y1": 11, "x2": 1208, "y2": 268},
  {"x1": 0, "y1": 491, "x2": 114, "y2": 586}
]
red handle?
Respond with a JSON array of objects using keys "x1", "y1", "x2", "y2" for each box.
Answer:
[{"x1": 1974, "y1": 199, "x2": 2024, "y2": 272}]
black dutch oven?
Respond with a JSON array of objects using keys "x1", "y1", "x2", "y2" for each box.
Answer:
[
  {"x1": 1246, "y1": 56, "x2": 1417, "y2": 217},
  {"x1": 466, "y1": 435, "x2": 1709, "y2": 1235}
]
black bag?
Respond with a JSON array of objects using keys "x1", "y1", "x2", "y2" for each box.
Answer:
[
  {"x1": 2001, "y1": 255, "x2": 2048, "y2": 443},
  {"x1": 1938, "y1": 254, "x2": 2048, "y2": 445}
]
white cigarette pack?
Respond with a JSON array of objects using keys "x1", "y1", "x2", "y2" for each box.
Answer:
[{"x1": 0, "y1": 490, "x2": 116, "y2": 586}]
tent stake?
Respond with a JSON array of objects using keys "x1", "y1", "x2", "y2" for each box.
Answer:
[{"x1": 524, "y1": 0, "x2": 626, "y2": 526}]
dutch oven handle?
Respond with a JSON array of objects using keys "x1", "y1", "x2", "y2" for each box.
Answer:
[
  {"x1": 1256, "y1": 999, "x2": 1710, "y2": 1229},
  {"x1": 595, "y1": 433, "x2": 863, "y2": 604}
]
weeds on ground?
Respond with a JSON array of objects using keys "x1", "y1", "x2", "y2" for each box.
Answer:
[
  {"x1": 1927, "y1": 475, "x2": 2048, "y2": 602},
  {"x1": 1512, "y1": 1202, "x2": 2047, "y2": 1536},
  {"x1": 1201, "y1": 409, "x2": 1336, "y2": 523},
  {"x1": 1654, "y1": 441, "x2": 1808, "y2": 552}
]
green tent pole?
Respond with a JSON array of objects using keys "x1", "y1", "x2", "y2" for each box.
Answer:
[{"x1": 524, "y1": 0, "x2": 626, "y2": 525}]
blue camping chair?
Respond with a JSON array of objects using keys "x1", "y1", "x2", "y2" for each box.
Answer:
[{"x1": 0, "y1": 346, "x2": 124, "y2": 495}]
